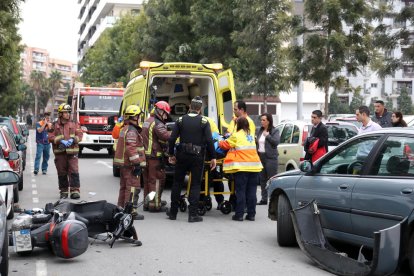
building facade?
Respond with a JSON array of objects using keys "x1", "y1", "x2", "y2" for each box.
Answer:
[
  {"x1": 20, "y1": 46, "x2": 77, "y2": 116},
  {"x1": 77, "y1": 0, "x2": 143, "y2": 62}
]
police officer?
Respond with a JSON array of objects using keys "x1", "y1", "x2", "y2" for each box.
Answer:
[
  {"x1": 49, "y1": 104, "x2": 83, "y2": 199},
  {"x1": 167, "y1": 96, "x2": 217, "y2": 222},
  {"x1": 113, "y1": 105, "x2": 146, "y2": 220},
  {"x1": 142, "y1": 101, "x2": 171, "y2": 212}
]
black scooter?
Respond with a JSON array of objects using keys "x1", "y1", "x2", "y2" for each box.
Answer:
[{"x1": 10, "y1": 191, "x2": 155, "y2": 258}]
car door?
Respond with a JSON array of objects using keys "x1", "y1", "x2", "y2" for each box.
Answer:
[
  {"x1": 295, "y1": 135, "x2": 382, "y2": 234},
  {"x1": 277, "y1": 123, "x2": 292, "y2": 172},
  {"x1": 351, "y1": 134, "x2": 414, "y2": 239}
]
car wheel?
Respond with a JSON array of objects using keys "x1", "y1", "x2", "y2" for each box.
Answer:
[
  {"x1": 0, "y1": 222, "x2": 9, "y2": 276},
  {"x1": 13, "y1": 187, "x2": 19, "y2": 204},
  {"x1": 277, "y1": 194, "x2": 297, "y2": 247},
  {"x1": 18, "y1": 173, "x2": 23, "y2": 191},
  {"x1": 113, "y1": 163, "x2": 120, "y2": 177}
]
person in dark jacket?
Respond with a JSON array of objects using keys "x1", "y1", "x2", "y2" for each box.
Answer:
[
  {"x1": 167, "y1": 96, "x2": 217, "y2": 223},
  {"x1": 391, "y1": 111, "x2": 407, "y2": 127},
  {"x1": 373, "y1": 100, "x2": 392, "y2": 128},
  {"x1": 304, "y1": 110, "x2": 328, "y2": 163},
  {"x1": 256, "y1": 113, "x2": 279, "y2": 205}
]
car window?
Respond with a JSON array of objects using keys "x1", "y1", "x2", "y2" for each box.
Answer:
[
  {"x1": 291, "y1": 125, "x2": 300, "y2": 144},
  {"x1": 319, "y1": 136, "x2": 381, "y2": 175},
  {"x1": 275, "y1": 124, "x2": 284, "y2": 137},
  {"x1": 327, "y1": 125, "x2": 358, "y2": 146},
  {"x1": 369, "y1": 136, "x2": 414, "y2": 176},
  {"x1": 0, "y1": 131, "x2": 6, "y2": 149},
  {"x1": 3, "y1": 131, "x2": 17, "y2": 151},
  {"x1": 280, "y1": 124, "x2": 293, "y2": 143}
]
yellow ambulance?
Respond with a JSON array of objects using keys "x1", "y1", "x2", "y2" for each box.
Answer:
[{"x1": 112, "y1": 61, "x2": 236, "y2": 176}]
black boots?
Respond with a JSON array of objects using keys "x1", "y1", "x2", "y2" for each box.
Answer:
[
  {"x1": 188, "y1": 215, "x2": 203, "y2": 223},
  {"x1": 166, "y1": 208, "x2": 177, "y2": 220}
]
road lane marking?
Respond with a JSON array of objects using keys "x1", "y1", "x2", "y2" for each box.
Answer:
[
  {"x1": 33, "y1": 198, "x2": 39, "y2": 203},
  {"x1": 32, "y1": 179, "x2": 36, "y2": 182},
  {"x1": 96, "y1": 161, "x2": 113, "y2": 169},
  {"x1": 32, "y1": 190, "x2": 38, "y2": 195},
  {"x1": 32, "y1": 184, "x2": 37, "y2": 189},
  {"x1": 36, "y1": 260, "x2": 47, "y2": 276}
]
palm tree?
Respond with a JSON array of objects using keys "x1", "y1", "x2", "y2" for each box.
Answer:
[
  {"x1": 30, "y1": 70, "x2": 45, "y2": 125},
  {"x1": 48, "y1": 70, "x2": 63, "y2": 120}
]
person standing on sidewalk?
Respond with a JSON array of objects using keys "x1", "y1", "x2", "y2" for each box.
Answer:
[
  {"x1": 49, "y1": 104, "x2": 83, "y2": 199},
  {"x1": 34, "y1": 112, "x2": 52, "y2": 175},
  {"x1": 256, "y1": 113, "x2": 279, "y2": 205}
]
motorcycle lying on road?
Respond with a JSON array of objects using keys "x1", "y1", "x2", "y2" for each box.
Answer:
[{"x1": 10, "y1": 190, "x2": 155, "y2": 259}]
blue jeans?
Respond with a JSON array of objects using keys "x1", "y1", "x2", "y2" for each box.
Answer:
[
  {"x1": 34, "y1": 143, "x2": 50, "y2": 172},
  {"x1": 234, "y1": 172, "x2": 259, "y2": 218}
]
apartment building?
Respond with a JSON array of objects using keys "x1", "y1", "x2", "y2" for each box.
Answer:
[
  {"x1": 20, "y1": 46, "x2": 77, "y2": 115},
  {"x1": 77, "y1": 0, "x2": 143, "y2": 62}
]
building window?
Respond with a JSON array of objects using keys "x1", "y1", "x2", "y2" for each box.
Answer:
[
  {"x1": 371, "y1": 83, "x2": 377, "y2": 88},
  {"x1": 261, "y1": 104, "x2": 276, "y2": 114},
  {"x1": 246, "y1": 104, "x2": 259, "y2": 115}
]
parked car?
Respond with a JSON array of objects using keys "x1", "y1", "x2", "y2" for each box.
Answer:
[
  {"x1": 275, "y1": 120, "x2": 312, "y2": 172},
  {"x1": 0, "y1": 169, "x2": 20, "y2": 276},
  {"x1": 0, "y1": 117, "x2": 27, "y2": 170},
  {"x1": 0, "y1": 125, "x2": 25, "y2": 194},
  {"x1": 325, "y1": 121, "x2": 358, "y2": 151},
  {"x1": 267, "y1": 128, "x2": 414, "y2": 274},
  {"x1": 0, "y1": 153, "x2": 17, "y2": 219}
]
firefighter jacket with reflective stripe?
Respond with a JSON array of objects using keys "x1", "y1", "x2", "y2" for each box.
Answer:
[
  {"x1": 49, "y1": 119, "x2": 83, "y2": 155},
  {"x1": 114, "y1": 124, "x2": 146, "y2": 167},
  {"x1": 219, "y1": 129, "x2": 263, "y2": 174},
  {"x1": 142, "y1": 115, "x2": 171, "y2": 158}
]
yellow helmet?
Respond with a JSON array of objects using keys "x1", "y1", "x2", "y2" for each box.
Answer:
[
  {"x1": 58, "y1": 103, "x2": 71, "y2": 113},
  {"x1": 124, "y1": 105, "x2": 143, "y2": 118}
]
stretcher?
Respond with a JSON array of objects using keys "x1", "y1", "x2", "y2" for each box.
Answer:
[{"x1": 179, "y1": 159, "x2": 234, "y2": 215}]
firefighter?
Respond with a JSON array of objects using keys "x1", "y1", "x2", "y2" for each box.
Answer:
[
  {"x1": 49, "y1": 103, "x2": 83, "y2": 199},
  {"x1": 114, "y1": 105, "x2": 146, "y2": 220},
  {"x1": 142, "y1": 101, "x2": 171, "y2": 212},
  {"x1": 167, "y1": 96, "x2": 217, "y2": 222}
]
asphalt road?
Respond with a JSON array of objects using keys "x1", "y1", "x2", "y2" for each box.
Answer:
[{"x1": 7, "y1": 131, "x2": 411, "y2": 276}]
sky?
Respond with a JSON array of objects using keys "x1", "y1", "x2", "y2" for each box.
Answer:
[{"x1": 18, "y1": 0, "x2": 79, "y2": 64}]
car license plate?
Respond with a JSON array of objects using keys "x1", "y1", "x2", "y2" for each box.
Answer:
[
  {"x1": 99, "y1": 136, "x2": 111, "y2": 141},
  {"x1": 13, "y1": 229, "x2": 32, "y2": 252}
]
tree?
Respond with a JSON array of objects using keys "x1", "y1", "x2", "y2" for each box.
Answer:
[
  {"x1": 329, "y1": 91, "x2": 349, "y2": 114},
  {"x1": 231, "y1": 0, "x2": 294, "y2": 111},
  {"x1": 30, "y1": 70, "x2": 46, "y2": 123},
  {"x1": 349, "y1": 87, "x2": 364, "y2": 113},
  {"x1": 398, "y1": 87, "x2": 413, "y2": 115},
  {"x1": 0, "y1": 0, "x2": 23, "y2": 116},
  {"x1": 292, "y1": 0, "x2": 377, "y2": 118},
  {"x1": 48, "y1": 70, "x2": 63, "y2": 120}
]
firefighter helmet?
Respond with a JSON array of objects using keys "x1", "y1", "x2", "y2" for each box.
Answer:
[
  {"x1": 124, "y1": 105, "x2": 143, "y2": 118},
  {"x1": 58, "y1": 103, "x2": 71, "y2": 113},
  {"x1": 154, "y1": 101, "x2": 171, "y2": 114}
]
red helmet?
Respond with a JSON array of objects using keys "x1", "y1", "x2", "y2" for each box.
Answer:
[{"x1": 155, "y1": 101, "x2": 171, "y2": 114}]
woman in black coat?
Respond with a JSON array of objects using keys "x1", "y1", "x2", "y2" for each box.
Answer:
[
  {"x1": 391, "y1": 111, "x2": 407, "y2": 127},
  {"x1": 256, "y1": 113, "x2": 279, "y2": 205}
]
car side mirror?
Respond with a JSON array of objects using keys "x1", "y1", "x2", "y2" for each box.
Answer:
[
  {"x1": 18, "y1": 144, "x2": 27, "y2": 151},
  {"x1": 0, "y1": 170, "x2": 20, "y2": 185},
  {"x1": 8, "y1": 151, "x2": 19, "y2": 161},
  {"x1": 300, "y1": 160, "x2": 313, "y2": 173}
]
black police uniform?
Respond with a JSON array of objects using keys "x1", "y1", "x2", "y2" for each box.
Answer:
[{"x1": 168, "y1": 112, "x2": 216, "y2": 221}]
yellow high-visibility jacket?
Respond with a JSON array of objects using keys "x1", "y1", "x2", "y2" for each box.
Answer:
[{"x1": 219, "y1": 129, "x2": 263, "y2": 174}]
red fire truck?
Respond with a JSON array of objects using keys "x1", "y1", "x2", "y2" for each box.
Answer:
[{"x1": 70, "y1": 87, "x2": 124, "y2": 156}]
